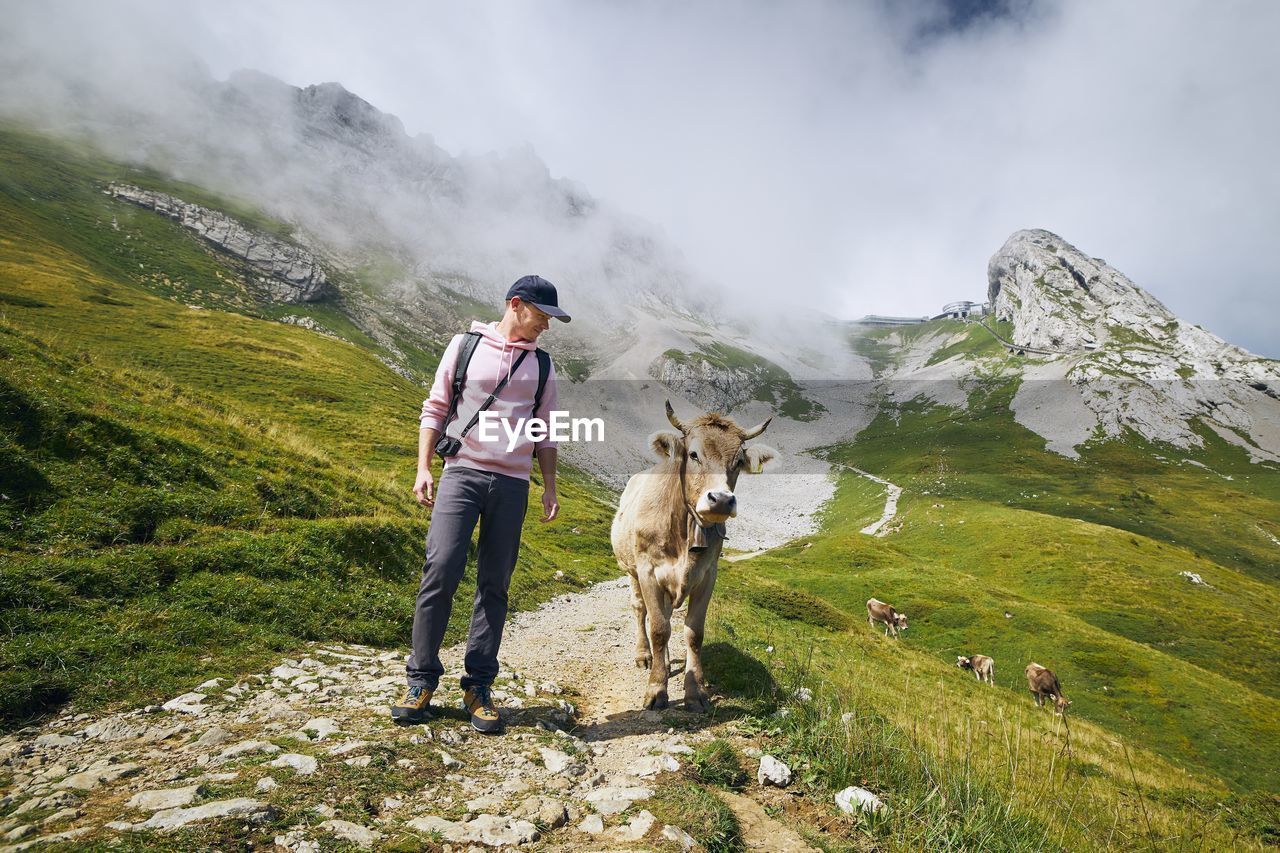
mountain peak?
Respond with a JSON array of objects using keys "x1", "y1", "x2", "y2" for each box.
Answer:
[
  {"x1": 295, "y1": 81, "x2": 406, "y2": 140},
  {"x1": 980, "y1": 229, "x2": 1280, "y2": 461},
  {"x1": 988, "y1": 229, "x2": 1175, "y2": 353}
]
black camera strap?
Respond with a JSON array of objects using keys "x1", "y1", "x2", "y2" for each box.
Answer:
[
  {"x1": 439, "y1": 331, "x2": 548, "y2": 440},
  {"x1": 456, "y1": 348, "x2": 529, "y2": 439}
]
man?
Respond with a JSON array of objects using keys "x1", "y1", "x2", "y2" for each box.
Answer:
[{"x1": 391, "y1": 275, "x2": 569, "y2": 733}]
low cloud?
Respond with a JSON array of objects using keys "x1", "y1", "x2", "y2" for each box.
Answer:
[{"x1": 2, "y1": 0, "x2": 1277, "y2": 355}]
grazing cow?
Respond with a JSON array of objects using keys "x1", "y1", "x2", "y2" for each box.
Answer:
[
  {"x1": 1025, "y1": 662, "x2": 1071, "y2": 712},
  {"x1": 866, "y1": 598, "x2": 908, "y2": 638},
  {"x1": 611, "y1": 402, "x2": 776, "y2": 712},
  {"x1": 957, "y1": 654, "x2": 995, "y2": 685}
]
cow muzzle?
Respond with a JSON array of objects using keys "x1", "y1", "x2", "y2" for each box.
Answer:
[{"x1": 698, "y1": 490, "x2": 737, "y2": 520}]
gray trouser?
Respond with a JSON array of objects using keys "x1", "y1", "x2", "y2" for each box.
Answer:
[{"x1": 406, "y1": 466, "x2": 529, "y2": 691}]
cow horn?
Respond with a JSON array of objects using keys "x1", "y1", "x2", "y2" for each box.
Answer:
[
  {"x1": 742, "y1": 416, "x2": 772, "y2": 440},
  {"x1": 665, "y1": 400, "x2": 687, "y2": 433}
]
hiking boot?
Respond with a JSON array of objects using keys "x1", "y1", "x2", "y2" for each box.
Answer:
[
  {"x1": 463, "y1": 685, "x2": 503, "y2": 734},
  {"x1": 390, "y1": 685, "x2": 433, "y2": 722}
]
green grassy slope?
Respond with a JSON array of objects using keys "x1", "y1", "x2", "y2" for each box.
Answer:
[
  {"x1": 706, "y1": 554, "x2": 1277, "y2": 849},
  {"x1": 0, "y1": 129, "x2": 617, "y2": 727},
  {"x1": 775, "y1": 327, "x2": 1280, "y2": 795},
  {"x1": 671, "y1": 322, "x2": 1280, "y2": 847}
]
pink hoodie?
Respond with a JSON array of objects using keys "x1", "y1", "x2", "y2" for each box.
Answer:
[{"x1": 419, "y1": 321, "x2": 559, "y2": 481}]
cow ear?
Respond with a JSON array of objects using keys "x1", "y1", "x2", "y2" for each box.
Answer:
[
  {"x1": 649, "y1": 431, "x2": 684, "y2": 459},
  {"x1": 743, "y1": 444, "x2": 777, "y2": 474}
]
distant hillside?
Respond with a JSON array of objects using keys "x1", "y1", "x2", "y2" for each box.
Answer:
[{"x1": 0, "y1": 126, "x2": 619, "y2": 727}]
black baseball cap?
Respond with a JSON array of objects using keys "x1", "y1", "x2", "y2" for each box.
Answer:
[{"x1": 506, "y1": 275, "x2": 571, "y2": 322}]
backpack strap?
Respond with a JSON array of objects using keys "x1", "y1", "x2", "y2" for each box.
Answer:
[
  {"x1": 440, "y1": 332, "x2": 482, "y2": 436},
  {"x1": 533, "y1": 348, "x2": 551, "y2": 415},
  {"x1": 457, "y1": 349, "x2": 529, "y2": 439}
]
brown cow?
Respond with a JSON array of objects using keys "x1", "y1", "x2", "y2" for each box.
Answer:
[
  {"x1": 1025, "y1": 662, "x2": 1071, "y2": 712},
  {"x1": 611, "y1": 402, "x2": 775, "y2": 711},
  {"x1": 957, "y1": 654, "x2": 995, "y2": 685},
  {"x1": 866, "y1": 598, "x2": 908, "y2": 638}
]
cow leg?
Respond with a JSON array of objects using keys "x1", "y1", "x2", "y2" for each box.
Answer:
[
  {"x1": 628, "y1": 574, "x2": 651, "y2": 669},
  {"x1": 973, "y1": 670, "x2": 981, "y2": 682},
  {"x1": 641, "y1": 577, "x2": 673, "y2": 710},
  {"x1": 681, "y1": 566, "x2": 717, "y2": 713}
]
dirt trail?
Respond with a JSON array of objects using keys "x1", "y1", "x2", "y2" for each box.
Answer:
[
  {"x1": 825, "y1": 460, "x2": 902, "y2": 537},
  {"x1": 492, "y1": 577, "x2": 818, "y2": 851},
  {"x1": 1, "y1": 575, "x2": 820, "y2": 852}
]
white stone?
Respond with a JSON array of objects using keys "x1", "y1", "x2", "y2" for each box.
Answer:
[
  {"x1": 55, "y1": 763, "x2": 141, "y2": 791},
  {"x1": 142, "y1": 797, "x2": 272, "y2": 830},
  {"x1": 407, "y1": 814, "x2": 538, "y2": 847},
  {"x1": 757, "y1": 755, "x2": 792, "y2": 787},
  {"x1": 615, "y1": 809, "x2": 656, "y2": 842},
  {"x1": 406, "y1": 815, "x2": 460, "y2": 839},
  {"x1": 469, "y1": 813, "x2": 540, "y2": 846},
  {"x1": 162, "y1": 692, "x2": 208, "y2": 715},
  {"x1": 835, "y1": 786, "x2": 886, "y2": 815},
  {"x1": 298, "y1": 717, "x2": 340, "y2": 741},
  {"x1": 327, "y1": 739, "x2": 368, "y2": 756},
  {"x1": 255, "y1": 777, "x2": 278, "y2": 792},
  {"x1": 579, "y1": 813, "x2": 604, "y2": 834},
  {"x1": 127, "y1": 785, "x2": 202, "y2": 811},
  {"x1": 538, "y1": 747, "x2": 579, "y2": 774},
  {"x1": 584, "y1": 785, "x2": 652, "y2": 815},
  {"x1": 269, "y1": 753, "x2": 318, "y2": 775},
  {"x1": 662, "y1": 824, "x2": 697, "y2": 850},
  {"x1": 438, "y1": 751, "x2": 462, "y2": 770},
  {"x1": 318, "y1": 819, "x2": 381, "y2": 849},
  {"x1": 465, "y1": 794, "x2": 504, "y2": 812},
  {"x1": 191, "y1": 727, "x2": 232, "y2": 749},
  {"x1": 627, "y1": 754, "x2": 679, "y2": 777},
  {"x1": 216, "y1": 740, "x2": 280, "y2": 762},
  {"x1": 42, "y1": 807, "x2": 82, "y2": 825}
]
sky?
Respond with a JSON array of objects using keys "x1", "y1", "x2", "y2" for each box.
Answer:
[{"x1": 4, "y1": 0, "x2": 1279, "y2": 356}]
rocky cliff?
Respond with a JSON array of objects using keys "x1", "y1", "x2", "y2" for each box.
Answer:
[
  {"x1": 107, "y1": 184, "x2": 331, "y2": 304},
  {"x1": 987, "y1": 229, "x2": 1280, "y2": 459}
]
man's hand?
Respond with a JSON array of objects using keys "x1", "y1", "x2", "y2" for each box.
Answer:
[
  {"x1": 413, "y1": 469, "x2": 435, "y2": 507},
  {"x1": 541, "y1": 488, "x2": 559, "y2": 522}
]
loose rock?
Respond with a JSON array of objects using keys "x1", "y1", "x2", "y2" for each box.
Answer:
[
  {"x1": 615, "y1": 809, "x2": 656, "y2": 842},
  {"x1": 142, "y1": 797, "x2": 274, "y2": 830},
  {"x1": 126, "y1": 785, "x2": 203, "y2": 812},
  {"x1": 318, "y1": 819, "x2": 382, "y2": 849},
  {"x1": 757, "y1": 755, "x2": 792, "y2": 787},
  {"x1": 662, "y1": 824, "x2": 697, "y2": 850},
  {"x1": 269, "y1": 753, "x2": 319, "y2": 775},
  {"x1": 835, "y1": 785, "x2": 886, "y2": 815}
]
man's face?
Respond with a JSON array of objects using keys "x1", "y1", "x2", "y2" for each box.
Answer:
[{"x1": 508, "y1": 298, "x2": 552, "y2": 341}]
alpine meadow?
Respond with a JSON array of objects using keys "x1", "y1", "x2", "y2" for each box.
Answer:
[{"x1": 2, "y1": 11, "x2": 1280, "y2": 851}]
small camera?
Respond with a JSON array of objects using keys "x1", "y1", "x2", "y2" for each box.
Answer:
[{"x1": 434, "y1": 434, "x2": 462, "y2": 458}]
